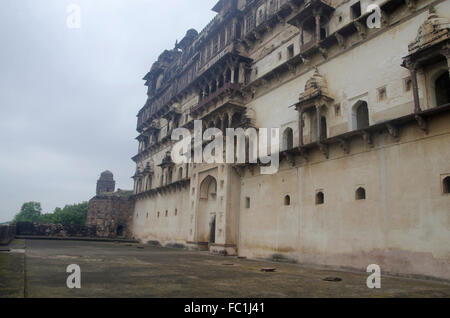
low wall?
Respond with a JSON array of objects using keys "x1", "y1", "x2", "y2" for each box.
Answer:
[
  {"x1": 0, "y1": 225, "x2": 16, "y2": 245},
  {"x1": 15, "y1": 222, "x2": 97, "y2": 238}
]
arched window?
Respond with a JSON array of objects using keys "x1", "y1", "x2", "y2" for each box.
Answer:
[
  {"x1": 435, "y1": 71, "x2": 450, "y2": 107},
  {"x1": 353, "y1": 101, "x2": 369, "y2": 130},
  {"x1": 316, "y1": 191, "x2": 324, "y2": 205},
  {"x1": 320, "y1": 117, "x2": 327, "y2": 140},
  {"x1": 443, "y1": 176, "x2": 450, "y2": 194},
  {"x1": 355, "y1": 187, "x2": 366, "y2": 200},
  {"x1": 282, "y1": 127, "x2": 294, "y2": 150},
  {"x1": 284, "y1": 195, "x2": 291, "y2": 206}
]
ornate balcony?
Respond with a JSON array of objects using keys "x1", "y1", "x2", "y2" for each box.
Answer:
[{"x1": 191, "y1": 82, "x2": 242, "y2": 114}]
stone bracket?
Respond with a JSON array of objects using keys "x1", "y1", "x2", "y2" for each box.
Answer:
[
  {"x1": 386, "y1": 123, "x2": 400, "y2": 138},
  {"x1": 361, "y1": 130, "x2": 374, "y2": 147},
  {"x1": 318, "y1": 143, "x2": 329, "y2": 159},
  {"x1": 338, "y1": 138, "x2": 350, "y2": 154},
  {"x1": 415, "y1": 114, "x2": 429, "y2": 134},
  {"x1": 285, "y1": 153, "x2": 296, "y2": 167}
]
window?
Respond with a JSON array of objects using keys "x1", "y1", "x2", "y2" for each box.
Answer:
[
  {"x1": 353, "y1": 101, "x2": 370, "y2": 130},
  {"x1": 282, "y1": 127, "x2": 294, "y2": 151},
  {"x1": 378, "y1": 86, "x2": 387, "y2": 101},
  {"x1": 146, "y1": 212, "x2": 149, "y2": 219},
  {"x1": 287, "y1": 44, "x2": 294, "y2": 58},
  {"x1": 320, "y1": 117, "x2": 327, "y2": 140},
  {"x1": 316, "y1": 191, "x2": 324, "y2": 205},
  {"x1": 165, "y1": 210, "x2": 168, "y2": 217},
  {"x1": 284, "y1": 195, "x2": 291, "y2": 206},
  {"x1": 351, "y1": 2, "x2": 362, "y2": 19},
  {"x1": 355, "y1": 187, "x2": 366, "y2": 200},
  {"x1": 157, "y1": 212, "x2": 160, "y2": 218},
  {"x1": 245, "y1": 197, "x2": 251, "y2": 209},
  {"x1": 435, "y1": 71, "x2": 450, "y2": 107},
  {"x1": 443, "y1": 176, "x2": 450, "y2": 194},
  {"x1": 278, "y1": 52, "x2": 282, "y2": 60},
  {"x1": 175, "y1": 209, "x2": 178, "y2": 216}
]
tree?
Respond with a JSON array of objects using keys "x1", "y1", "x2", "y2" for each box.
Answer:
[
  {"x1": 51, "y1": 202, "x2": 88, "y2": 225},
  {"x1": 12, "y1": 201, "x2": 89, "y2": 225},
  {"x1": 13, "y1": 202, "x2": 42, "y2": 223}
]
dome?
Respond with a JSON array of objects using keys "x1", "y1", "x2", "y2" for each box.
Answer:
[
  {"x1": 186, "y1": 29, "x2": 198, "y2": 38},
  {"x1": 100, "y1": 170, "x2": 114, "y2": 181},
  {"x1": 299, "y1": 68, "x2": 330, "y2": 101},
  {"x1": 408, "y1": 9, "x2": 450, "y2": 54}
]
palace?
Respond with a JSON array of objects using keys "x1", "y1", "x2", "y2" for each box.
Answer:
[{"x1": 130, "y1": 0, "x2": 450, "y2": 280}]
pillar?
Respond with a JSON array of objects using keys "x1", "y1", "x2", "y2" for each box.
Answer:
[
  {"x1": 405, "y1": 60, "x2": 421, "y2": 113},
  {"x1": 298, "y1": 109, "x2": 304, "y2": 146},
  {"x1": 315, "y1": 14, "x2": 321, "y2": 44},
  {"x1": 316, "y1": 105, "x2": 322, "y2": 142}
]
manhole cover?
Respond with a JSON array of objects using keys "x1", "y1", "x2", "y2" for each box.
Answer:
[
  {"x1": 323, "y1": 277, "x2": 342, "y2": 282},
  {"x1": 261, "y1": 268, "x2": 276, "y2": 272}
]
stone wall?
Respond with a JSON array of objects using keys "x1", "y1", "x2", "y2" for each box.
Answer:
[
  {"x1": 86, "y1": 191, "x2": 135, "y2": 239},
  {"x1": 0, "y1": 225, "x2": 16, "y2": 245},
  {"x1": 15, "y1": 222, "x2": 97, "y2": 238}
]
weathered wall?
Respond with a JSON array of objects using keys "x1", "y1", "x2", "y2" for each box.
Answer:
[
  {"x1": 238, "y1": 114, "x2": 450, "y2": 280},
  {"x1": 86, "y1": 193, "x2": 135, "y2": 238},
  {"x1": 133, "y1": 186, "x2": 190, "y2": 245},
  {"x1": 130, "y1": 0, "x2": 450, "y2": 279},
  {"x1": 15, "y1": 222, "x2": 97, "y2": 238},
  {"x1": 0, "y1": 225, "x2": 16, "y2": 245}
]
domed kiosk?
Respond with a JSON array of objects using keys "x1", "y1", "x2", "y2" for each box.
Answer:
[{"x1": 96, "y1": 170, "x2": 116, "y2": 195}]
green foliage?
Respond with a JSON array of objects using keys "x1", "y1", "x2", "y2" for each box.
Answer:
[
  {"x1": 12, "y1": 201, "x2": 88, "y2": 225},
  {"x1": 13, "y1": 202, "x2": 42, "y2": 223},
  {"x1": 52, "y1": 202, "x2": 89, "y2": 225}
]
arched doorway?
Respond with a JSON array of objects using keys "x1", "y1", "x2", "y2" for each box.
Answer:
[
  {"x1": 116, "y1": 225, "x2": 124, "y2": 237},
  {"x1": 197, "y1": 176, "x2": 217, "y2": 244}
]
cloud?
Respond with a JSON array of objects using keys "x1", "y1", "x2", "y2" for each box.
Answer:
[{"x1": 0, "y1": 0, "x2": 217, "y2": 221}]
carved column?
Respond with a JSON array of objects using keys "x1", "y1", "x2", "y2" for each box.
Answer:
[
  {"x1": 314, "y1": 12, "x2": 321, "y2": 44},
  {"x1": 299, "y1": 25, "x2": 304, "y2": 47},
  {"x1": 238, "y1": 62, "x2": 246, "y2": 84},
  {"x1": 405, "y1": 60, "x2": 421, "y2": 113},
  {"x1": 441, "y1": 44, "x2": 450, "y2": 74},
  {"x1": 298, "y1": 109, "x2": 304, "y2": 146},
  {"x1": 316, "y1": 105, "x2": 322, "y2": 142}
]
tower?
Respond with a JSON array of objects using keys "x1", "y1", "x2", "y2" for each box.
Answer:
[{"x1": 96, "y1": 170, "x2": 115, "y2": 195}]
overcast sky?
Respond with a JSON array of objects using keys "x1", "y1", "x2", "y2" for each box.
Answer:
[{"x1": 0, "y1": 0, "x2": 217, "y2": 222}]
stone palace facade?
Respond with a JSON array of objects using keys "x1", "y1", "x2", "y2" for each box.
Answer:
[{"x1": 130, "y1": 0, "x2": 450, "y2": 280}]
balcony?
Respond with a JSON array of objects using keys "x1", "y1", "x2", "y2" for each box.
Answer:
[{"x1": 190, "y1": 82, "x2": 242, "y2": 115}]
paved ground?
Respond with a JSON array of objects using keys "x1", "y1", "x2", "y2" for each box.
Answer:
[{"x1": 1, "y1": 239, "x2": 449, "y2": 298}]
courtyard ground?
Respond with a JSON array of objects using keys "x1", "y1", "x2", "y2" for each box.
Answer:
[{"x1": 1, "y1": 239, "x2": 449, "y2": 298}]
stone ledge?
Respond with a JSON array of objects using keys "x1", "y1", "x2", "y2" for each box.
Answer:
[{"x1": 15, "y1": 235, "x2": 138, "y2": 243}]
